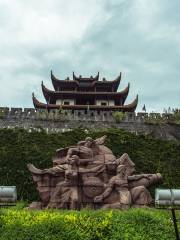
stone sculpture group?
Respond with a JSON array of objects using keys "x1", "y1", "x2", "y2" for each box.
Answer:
[{"x1": 27, "y1": 136, "x2": 163, "y2": 210}]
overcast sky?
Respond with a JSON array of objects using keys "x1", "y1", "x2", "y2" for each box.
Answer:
[{"x1": 0, "y1": 0, "x2": 179, "y2": 112}]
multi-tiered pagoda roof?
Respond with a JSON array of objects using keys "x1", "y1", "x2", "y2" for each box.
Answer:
[{"x1": 33, "y1": 71, "x2": 138, "y2": 111}]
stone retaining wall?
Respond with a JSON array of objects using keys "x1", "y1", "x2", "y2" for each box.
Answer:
[{"x1": 0, "y1": 107, "x2": 179, "y2": 141}]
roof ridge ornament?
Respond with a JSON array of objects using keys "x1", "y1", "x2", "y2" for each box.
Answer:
[{"x1": 73, "y1": 72, "x2": 99, "y2": 81}]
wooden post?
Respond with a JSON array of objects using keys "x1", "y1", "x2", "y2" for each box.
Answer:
[{"x1": 171, "y1": 208, "x2": 179, "y2": 240}]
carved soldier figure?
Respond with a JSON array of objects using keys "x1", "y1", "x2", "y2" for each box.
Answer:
[
  {"x1": 94, "y1": 165, "x2": 132, "y2": 209},
  {"x1": 47, "y1": 161, "x2": 79, "y2": 209},
  {"x1": 66, "y1": 137, "x2": 98, "y2": 160}
]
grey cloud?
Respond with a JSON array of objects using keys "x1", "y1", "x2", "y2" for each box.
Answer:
[
  {"x1": 0, "y1": 0, "x2": 179, "y2": 112},
  {"x1": 69, "y1": 0, "x2": 180, "y2": 111}
]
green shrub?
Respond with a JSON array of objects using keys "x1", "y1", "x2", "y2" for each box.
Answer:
[
  {"x1": 0, "y1": 208, "x2": 179, "y2": 240},
  {"x1": 172, "y1": 110, "x2": 180, "y2": 124},
  {"x1": 144, "y1": 116, "x2": 165, "y2": 125},
  {"x1": 112, "y1": 112, "x2": 126, "y2": 122},
  {"x1": 0, "y1": 128, "x2": 179, "y2": 201},
  {"x1": 144, "y1": 110, "x2": 180, "y2": 125},
  {"x1": 0, "y1": 111, "x2": 5, "y2": 119}
]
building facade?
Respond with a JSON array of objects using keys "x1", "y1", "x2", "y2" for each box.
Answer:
[{"x1": 33, "y1": 71, "x2": 138, "y2": 112}]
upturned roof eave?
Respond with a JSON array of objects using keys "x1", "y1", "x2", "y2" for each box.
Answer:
[
  {"x1": 51, "y1": 71, "x2": 122, "y2": 90},
  {"x1": 33, "y1": 95, "x2": 138, "y2": 112},
  {"x1": 41, "y1": 83, "x2": 129, "y2": 99}
]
